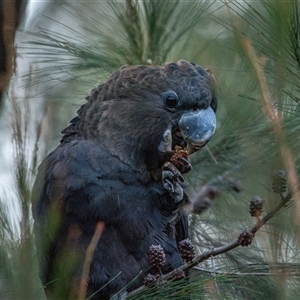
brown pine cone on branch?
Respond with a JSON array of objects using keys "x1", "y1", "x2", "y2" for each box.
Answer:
[
  {"x1": 144, "y1": 273, "x2": 157, "y2": 286},
  {"x1": 148, "y1": 245, "x2": 166, "y2": 269},
  {"x1": 272, "y1": 170, "x2": 287, "y2": 194},
  {"x1": 178, "y1": 238, "x2": 195, "y2": 263},
  {"x1": 238, "y1": 230, "x2": 254, "y2": 247},
  {"x1": 249, "y1": 195, "x2": 264, "y2": 217}
]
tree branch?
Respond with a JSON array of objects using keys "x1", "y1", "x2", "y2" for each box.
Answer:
[
  {"x1": 0, "y1": 0, "x2": 24, "y2": 106},
  {"x1": 127, "y1": 193, "x2": 291, "y2": 298}
]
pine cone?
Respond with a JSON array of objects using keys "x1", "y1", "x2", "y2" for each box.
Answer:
[
  {"x1": 178, "y1": 238, "x2": 195, "y2": 262},
  {"x1": 238, "y1": 230, "x2": 254, "y2": 247},
  {"x1": 172, "y1": 269, "x2": 186, "y2": 280},
  {"x1": 249, "y1": 195, "x2": 264, "y2": 217},
  {"x1": 170, "y1": 146, "x2": 190, "y2": 174},
  {"x1": 272, "y1": 170, "x2": 287, "y2": 194},
  {"x1": 148, "y1": 245, "x2": 166, "y2": 268},
  {"x1": 144, "y1": 273, "x2": 157, "y2": 286}
]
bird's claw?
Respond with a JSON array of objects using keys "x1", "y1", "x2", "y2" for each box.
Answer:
[
  {"x1": 162, "y1": 162, "x2": 186, "y2": 203},
  {"x1": 177, "y1": 156, "x2": 192, "y2": 174},
  {"x1": 163, "y1": 162, "x2": 185, "y2": 182}
]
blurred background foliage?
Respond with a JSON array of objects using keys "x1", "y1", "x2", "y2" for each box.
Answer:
[{"x1": 0, "y1": 0, "x2": 300, "y2": 299}]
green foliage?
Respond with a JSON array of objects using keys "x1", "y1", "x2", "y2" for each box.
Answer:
[
  {"x1": 20, "y1": 0, "x2": 214, "y2": 90},
  {"x1": 0, "y1": 84, "x2": 45, "y2": 298},
  {"x1": 1, "y1": 0, "x2": 300, "y2": 299}
]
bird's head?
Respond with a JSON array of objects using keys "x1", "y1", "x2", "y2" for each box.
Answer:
[{"x1": 62, "y1": 60, "x2": 218, "y2": 172}]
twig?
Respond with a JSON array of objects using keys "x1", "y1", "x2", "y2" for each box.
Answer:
[
  {"x1": 78, "y1": 221, "x2": 105, "y2": 300},
  {"x1": 192, "y1": 266, "x2": 300, "y2": 277},
  {"x1": 127, "y1": 193, "x2": 290, "y2": 298},
  {"x1": 182, "y1": 193, "x2": 289, "y2": 273}
]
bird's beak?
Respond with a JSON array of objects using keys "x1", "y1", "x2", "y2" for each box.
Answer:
[{"x1": 178, "y1": 107, "x2": 216, "y2": 154}]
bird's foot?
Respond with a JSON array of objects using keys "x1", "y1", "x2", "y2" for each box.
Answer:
[{"x1": 162, "y1": 162, "x2": 186, "y2": 203}]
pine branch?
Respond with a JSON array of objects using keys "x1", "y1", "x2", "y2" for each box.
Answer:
[
  {"x1": 193, "y1": 266, "x2": 300, "y2": 277},
  {"x1": 127, "y1": 191, "x2": 292, "y2": 299}
]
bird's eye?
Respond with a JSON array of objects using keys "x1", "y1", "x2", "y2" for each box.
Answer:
[
  {"x1": 162, "y1": 91, "x2": 179, "y2": 109},
  {"x1": 165, "y1": 96, "x2": 178, "y2": 107}
]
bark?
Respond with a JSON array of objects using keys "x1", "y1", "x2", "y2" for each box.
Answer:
[{"x1": 0, "y1": 0, "x2": 25, "y2": 109}]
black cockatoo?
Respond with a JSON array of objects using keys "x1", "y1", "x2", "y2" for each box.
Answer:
[{"x1": 32, "y1": 60, "x2": 218, "y2": 299}]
